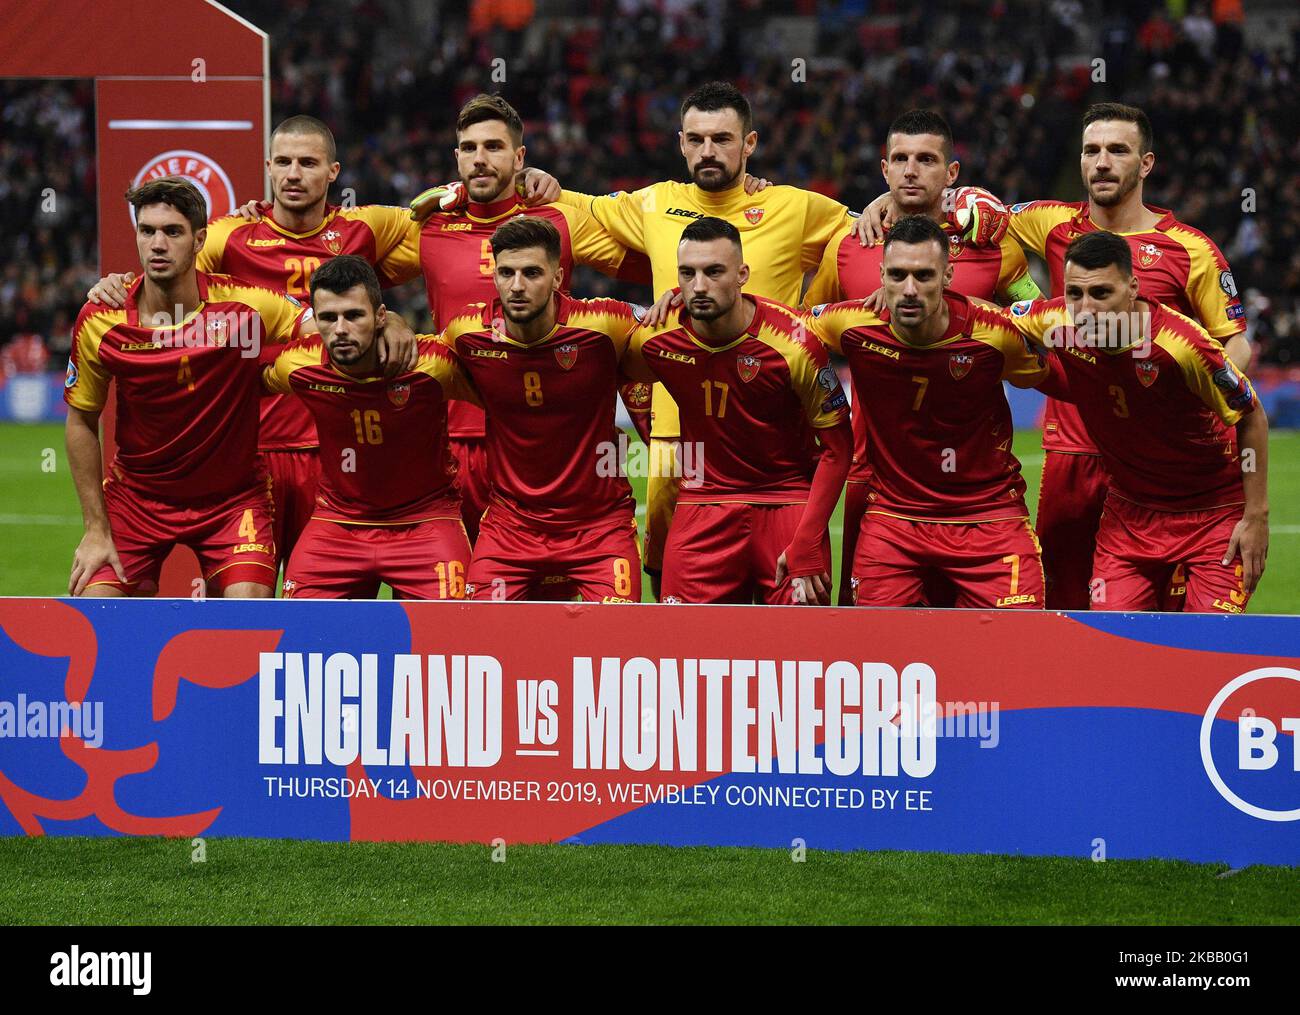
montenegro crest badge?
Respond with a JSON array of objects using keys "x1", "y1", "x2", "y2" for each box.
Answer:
[
  {"x1": 207, "y1": 316, "x2": 229, "y2": 348},
  {"x1": 949, "y1": 352, "x2": 974, "y2": 380},
  {"x1": 1136, "y1": 241, "x2": 1162, "y2": 268},
  {"x1": 387, "y1": 381, "x2": 411, "y2": 407},
  {"x1": 737, "y1": 354, "x2": 761, "y2": 382},
  {"x1": 1135, "y1": 360, "x2": 1159, "y2": 387},
  {"x1": 744, "y1": 207, "x2": 764, "y2": 225},
  {"x1": 555, "y1": 344, "x2": 578, "y2": 370},
  {"x1": 323, "y1": 229, "x2": 343, "y2": 256},
  {"x1": 948, "y1": 232, "x2": 964, "y2": 258}
]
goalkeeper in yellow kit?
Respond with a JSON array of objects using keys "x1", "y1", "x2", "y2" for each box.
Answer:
[{"x1": 517, "y1": 82, "x2": 873, "y2": 588}]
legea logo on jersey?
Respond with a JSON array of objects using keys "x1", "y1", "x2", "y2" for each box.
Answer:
[
  {"x1": 130, "y1": 150, "x2": 237, "y2": 225},
  {"x1": 1200, "y1": 666, "x2": 1300, "y2": 821}
]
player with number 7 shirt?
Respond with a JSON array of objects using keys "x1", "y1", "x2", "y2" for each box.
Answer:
[{"x1": 802, "y1": 216, "x2": 1068, "y2": 609}]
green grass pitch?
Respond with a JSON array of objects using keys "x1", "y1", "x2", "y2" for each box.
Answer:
[
  {"x1": 0, "y1": 836, "x2": 1296, "y2": 925},
  {"x1": 0, "y1": 421, "x2": 1296, "y2": 923}
]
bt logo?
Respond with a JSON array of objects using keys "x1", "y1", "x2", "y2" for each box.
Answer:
[{"x1": 1200, "y1": 667, "x2": 1300, "y2": 822}]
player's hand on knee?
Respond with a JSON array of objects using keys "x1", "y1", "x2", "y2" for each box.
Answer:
[
  {"x1": 642, "y1": 288, "x2": 682, "y2": 329},
  {"x1": 852, "y1": 193, "x2": 893, "y2": 247},
  {"x1": 69, "y1": 528, "x2": 126, "y2": 596},
  {"x1": 515, "y1": 167, "x2": 560, "y2": 206},
  {"x1": 377, "y1": 312, "x2": 419, "y2": 377},
  {"x1": 743, "y1": 173, "x2": 771, "y2": 194},
  {"x1": 1225, "y1": 514, "x2": 1269, "y2": 593},
  {"x1": 86, "y1": 272, "x2": 135, "y2": 308}
]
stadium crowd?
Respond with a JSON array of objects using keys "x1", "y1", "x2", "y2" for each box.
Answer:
[{"x1": 3, "y1": 1, "x2": 1297, "y2": 365}]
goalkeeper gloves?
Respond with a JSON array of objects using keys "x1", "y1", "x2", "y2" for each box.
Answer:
[
  {"x1": 946, "y1": 186, "x2": 1010, "y2": 247},
  {"x1": 409, "y1": 181, "x2": 469, "y2": 222}
]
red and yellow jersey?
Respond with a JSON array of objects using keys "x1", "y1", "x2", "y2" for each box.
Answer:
[
  {"x1": 381, "y1": 193, "x2": 650, "y2": 439},
  {"x1": 65, "y1": 272, "x2": 307, "y2": 500},
  {"x1": 562, "y1": 180, "x2": 854, "y2": 438},
  {"x1": 803, "y1": 218, "x2": 1043, "y2": 483},
  {"x1": 804, "y1": 293, "x2": 1048, "y2": 523},
  {"x1": 439, "y1": 293, "x2": 641, "y2": 529},
  {"x1": 1007, "y1": 200, "x2": 1246, "y2": 453},
  {"x1": 201, "y1": 203, "x2": 416, "y2": 450},
  {"x1": 623, "y1": 295, "x2": 848, "y2": 504},
  {"x1": 262, "y1": 336, "x2": 478, "y2": 525},
  {"x1": 1005, "y1": 295, "x2": 1256, "y2": 511}
]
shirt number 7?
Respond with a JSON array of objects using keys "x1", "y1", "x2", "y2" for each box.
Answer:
[{"x1": 910, "y1": 375, "x2": 929, "y2": 410}]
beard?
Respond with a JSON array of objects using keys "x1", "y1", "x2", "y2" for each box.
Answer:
[
  {"x1": 1088, "y1": 165, "x2": 1141, "y2": 207},
  {"x1": 465, "y1": 168, "x2": 509, "y2": 201},
  {"x1": 690, "y1": 160, "x2": 741, "y2": 193},
  {"x1": 502, "y1": 300, "x2": 548, "y2": 325},
  {"x1": 684, "y1": 295, "x2": 732, "y2": 322}
]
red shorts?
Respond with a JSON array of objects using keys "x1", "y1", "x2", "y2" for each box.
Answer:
[
  {"x1": 838, "y1": 481, "x2": 870, "y2": 607},
  {"x1": 451, "y1": 437, "x2": 490, "y2": 546},
  {"x1": 88, "y1": 474, "x2": 277, "y2": 595},
  {"x1": 467, "y1": 502, "x2": 641, "y2": 602},
  {"x1": 852, "y1": 513, "x2": 1044, "y2": 610},
  {"x1": 1090, "y1": 494, "x2": 1250, "y2": 613},
  {"x1": 1036, "y1": 451, "x2": 1107, "y2": 611},
  {"x1": 661, "y1": 501, "x2": 829, "y2": 605},
  {"x1": 265, "y1": 448, "x2": 320, "y2": 571},
  {"x1": 283, "y1": 512, "x2": 471, "y2": 600}
]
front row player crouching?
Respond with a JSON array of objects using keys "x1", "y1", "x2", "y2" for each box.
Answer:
[
  {"x1": 804, "y1": 215, "x2": 1065, "y2": 609},
  {"x1": 1006, "y1": 231, "x2": 1268, "y2": 612},
  {"x1": 65, "y1": 178, "x2": 314, "y2": 598},
  {"x1": 440, "y1": 217, "x2": 645, "y2": 602},
  {"x1": 263, "y1": 256, "x2": 479, "y2": 599},
  {"x1": 623, "y1": 217, "x2": 853, "y2": 604}
]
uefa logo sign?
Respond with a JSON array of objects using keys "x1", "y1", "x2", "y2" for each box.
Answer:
[
  {"x1": 1199, "y1": 666, "x2": 1300, "y2": 822},
  {"x1": 130, "y1": 150, "x2": 237, "y2": 224}
]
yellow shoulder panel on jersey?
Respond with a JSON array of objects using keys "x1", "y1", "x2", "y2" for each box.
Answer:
[
  {"x1": 1007, "y1": 200, "x2": 1077, "y2": 258},
  {"x1": 1152, "y1": 308, "x2": 1251, "y2": 426},
  {"x1": 263, "y1": 340, "x2": 322, "y2": 395},
  {"x1": 438, "y1": 304, "x2": 489, "y2": 352},
  {"x1": 801, "y1": 300, "x2": 884, "y2": 355},
  {"x1": 205, "y1": 275, "x2": 306, "y2": 345},
  {"x1": 198, "y1": 215, "x2": 252, "y2": 272},
  {"x1": 65, "y1": 307, "x2": 122, "y2": 412},
  {"x1": 340, "y1": 205, "x2": 419, "y2": 259},
  {"x1": 751, "y1": 311, "x2": 847, "y2": 429}
]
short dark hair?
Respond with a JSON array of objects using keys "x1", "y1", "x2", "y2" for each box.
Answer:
[
  {"x1": 680, "y1": 81, "x2": 752, "y2": 135},
  {"x1": 125, "y1": 176, "x2": 208, "y2": 233},
  {"x1": 883, "y1": 214, "x2": 949, "y2": 259},
  {"x1": 1064, "y1": 231, "x2": 1132, "y2": 276},
  {"x1": 490, "y1": 216, "x2": 561, "y2": 263},
  {"x1": 457, "y1": 93, "x2": 525, "y2": 147},
  {"x1": 309, "y1": 254, "x2": 382, "y2": 309},
  {"x1": 272, "y1": 114, "x2": 338, "y2": 163},
  {"x1": 1082, "y1": 102, "x2": 1153, "y2": 155},
  {"x1": 679, "y1": 216, "x2": 743, "y2": 253},
  {"x1": 887, "y1": 109, "x2": 954, "y2": 162}
]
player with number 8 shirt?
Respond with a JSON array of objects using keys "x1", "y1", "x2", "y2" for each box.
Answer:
[{"x1": 439, "y1": 217, "x2": 645, "y2": 603}]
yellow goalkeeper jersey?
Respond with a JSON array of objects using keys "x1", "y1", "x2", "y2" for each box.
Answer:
[{"x1": 561, "y1": 180, "x2": 854, "y2": 437}]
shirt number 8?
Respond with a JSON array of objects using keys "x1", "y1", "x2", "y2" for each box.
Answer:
[{"x1": 524, "y1": 370, "x2": 544, "y2": 407}]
